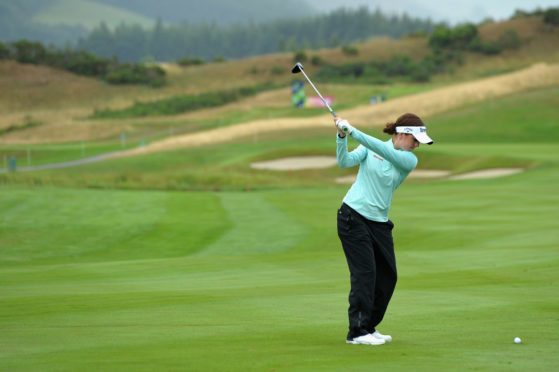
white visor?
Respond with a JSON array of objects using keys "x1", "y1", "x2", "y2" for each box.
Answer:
[{"x1": 395, "y1": 126, "x2": 434, "y2": 145}]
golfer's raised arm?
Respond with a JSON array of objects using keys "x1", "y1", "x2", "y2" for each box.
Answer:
[
  {"x1": 350, "y1": 129, "x2": 417, "y2": 173},
  {"x1": 336, "y1": 135, "x2": 366, "y2": 168}
]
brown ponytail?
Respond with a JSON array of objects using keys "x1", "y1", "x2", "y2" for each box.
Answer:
[
  {"x1": 383, "y1": 113, "x2": 425, "y2": 135},
  {"x1": 383, "y1": 123, "x2": 397, "y2": 135}
]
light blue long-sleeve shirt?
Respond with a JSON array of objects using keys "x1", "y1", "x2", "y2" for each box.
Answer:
[{"x1": 337, "y1": 128, "x2": 418, "y2": 222}]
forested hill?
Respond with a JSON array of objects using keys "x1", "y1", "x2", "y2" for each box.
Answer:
[
  {"x1": 0, "y1": 0, "x2": 435, "y2": 62},
  {"x1": 77, "y1": 8, "x2": 435, "y2": 62},
  {"x1": 91, "y1": 0, "x2": 315, "y2": 25},
  {"x1": 0, "y1": 0, "x2": 314, "y2": 46}
]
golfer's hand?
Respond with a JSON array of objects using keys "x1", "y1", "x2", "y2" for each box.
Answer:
[
  {"x1": 335, "y1": 117, "x2": 353, "y2": 135},
  {"x1": 335, "y1": 117, "x2": 346, "y2": 137}
]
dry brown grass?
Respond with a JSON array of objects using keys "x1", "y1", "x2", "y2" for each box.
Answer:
[
  {"x1": 479, "y1": 16, "x2": 542, "y2": 40},
  {"x1": 316, "y1": 36, "x2": 431, "y2": 64},
  {"x1": 111, "y1": 62, "x2": 559, "y2": 158},
  {"x1": 343, "y1": 62, "x2": 559, "y2": 126},
  {"x1": 454, "y1": 16, "x2": 559, "y2": 79},
  {"x1": 0, "y1": 61, "x2": 103, "y2": 112}
]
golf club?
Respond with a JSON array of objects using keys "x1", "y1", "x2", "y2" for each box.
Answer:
[{"x1": 292, "y1": 62, "x2": 352, "y2": 130}]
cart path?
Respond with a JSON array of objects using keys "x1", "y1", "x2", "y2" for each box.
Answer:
[{"x1": 0, "y1": 150, "x2": 125, "y2": 173}]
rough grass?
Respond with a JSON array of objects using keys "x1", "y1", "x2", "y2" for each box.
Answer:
[
  {"x1": 425, "y1": 85, "x2": 559, "y2": 143},
  {"x1": 0, "y1": 132, "x2": 539, "y2": 191}
]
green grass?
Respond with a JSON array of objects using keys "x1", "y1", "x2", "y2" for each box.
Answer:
[
  {"x1": 0, "y1": 142, "x2": 126, "y2": 168},
  {"x1": 426, "y1": 86, "x2": 559, "y2": 143},
  {"x1": 0, "y1": 189, "x2": 229, "y2": 264},
  {"x1": 0, "y1": 132, "x2": 538, "y2": 190},
  {"x1": 1, "y1": 160, "x2": 559, "y2": 370}
]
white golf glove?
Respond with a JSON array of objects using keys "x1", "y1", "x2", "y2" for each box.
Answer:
[{"x1": 336, "y1": 119, "x2": 354, "y2": 135}]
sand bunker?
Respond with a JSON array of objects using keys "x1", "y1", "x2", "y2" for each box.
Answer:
[
  {"x1": 448, "y1": 168, "x2": 524, "y2": 180},
  {"x1": 251, "y1": 156, "x2": 338, "y2": 171},
  {"x1": 250, "y1": 156, "x2": 523, "y2": 182},
  {"x1": 335, "y1": 170, "x2": 452, "y2": 184}
]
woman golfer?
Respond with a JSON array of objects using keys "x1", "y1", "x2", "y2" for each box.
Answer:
[{"x1": 334, "y1": 113, "x2": 433, "y2": 345}]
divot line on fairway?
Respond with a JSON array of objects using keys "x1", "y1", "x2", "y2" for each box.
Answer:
[{"x1": 196, "y1": 193, "x2": 306, "y2": 256}]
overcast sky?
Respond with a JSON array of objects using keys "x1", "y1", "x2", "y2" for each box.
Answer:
[{"x1": 305, "y1": 0, "x2": 559, "y2": 24}]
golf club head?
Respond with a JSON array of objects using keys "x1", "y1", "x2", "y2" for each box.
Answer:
[{"x1": 291, "y1": 62, "x2": 303, "y2": 74}]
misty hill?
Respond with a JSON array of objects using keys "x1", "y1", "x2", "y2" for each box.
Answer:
[
  {"x1": 91, "y1": 0, "x2": 315, "y2": 25},
  {"x1": 0, "y1": 0, "x2": 89, "y2": 45},
  {"x1": 77, "y1": 8, "x2": 435, "y2": 62},
  {"x1": 0, "y1": 0, "x2": 314, "y2": 46},
  {"x1": 0, "y1": 0, "x2": 436, "y2": 62}
]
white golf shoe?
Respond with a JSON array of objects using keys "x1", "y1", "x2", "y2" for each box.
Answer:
[
  {"x1": 372, "y1": 330, "x2": 392, "y2": 343},
  {"x1": 346, "y1": 333, "x2": 386, "y2": 345}
]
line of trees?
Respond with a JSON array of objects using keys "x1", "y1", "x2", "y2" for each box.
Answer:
[
  {"x1": 77, "y1": 7, "x2": 436, "y2": 62},
  {"x1": 428, "y1": 24, "x2": 506, "y2": 54},
  {"x1": 0, "y1": 40, "x2": 165, "y2": 87},
  {"x1": 314, "y1": 51, "x2": 460, "y2": 84}
]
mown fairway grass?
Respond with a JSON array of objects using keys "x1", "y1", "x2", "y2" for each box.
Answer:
[{"x1": 1, "y1": 158, "x2": 559, "y2": 370}]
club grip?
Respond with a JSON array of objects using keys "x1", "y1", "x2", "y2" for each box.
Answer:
[{"x1": 336, "y1": 119, "x2": 352, "y2": 134}]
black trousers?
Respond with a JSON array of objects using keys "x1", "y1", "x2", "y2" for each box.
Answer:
[{"x1": 337, "y1": 203, "x2": 397, "y2": 340}]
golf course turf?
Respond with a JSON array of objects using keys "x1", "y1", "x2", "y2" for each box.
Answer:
[{"x1": 1, "y1": 139, "x2": 559, "y2": 370}]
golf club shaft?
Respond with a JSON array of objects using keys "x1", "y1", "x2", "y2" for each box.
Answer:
[{"x1": 299, "y1": 69, "x2": 337, "y2": 118}]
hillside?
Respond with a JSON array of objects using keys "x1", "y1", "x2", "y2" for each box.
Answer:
[
  {"x1": 0, "y1": 15, "x2": 558, "y2": 147},
  {"x1": 109, "y1": 63, "x2": 559, "y2": 158}
]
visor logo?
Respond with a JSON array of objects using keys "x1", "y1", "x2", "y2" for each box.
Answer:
[{"x1": 396, "y1": 126, "x2": 427, "y2": 135}]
